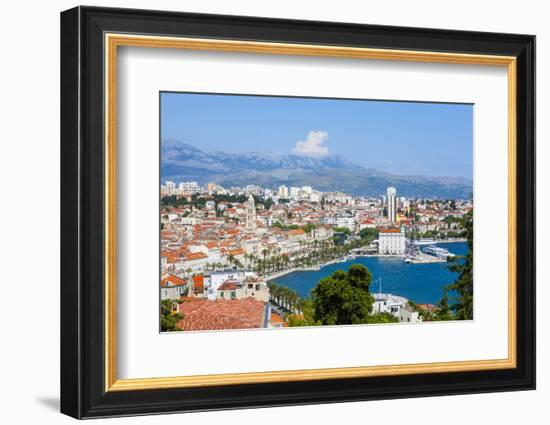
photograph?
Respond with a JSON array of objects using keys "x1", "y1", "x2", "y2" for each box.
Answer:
[{"x1": 159, "y1": 92, "x2": 474, "y2": 332}]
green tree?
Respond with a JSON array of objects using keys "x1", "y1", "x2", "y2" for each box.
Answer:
[
  {"x1": 333, "y1": 226, "x2": 351, "y2": 236},
  {"x1": 433, "y1": 290, "x2": 453, "y2": 321},
  {"x1": 160, "y1": 299, "x2": 184, "y2": 332},
  {"x1": 444, "y1": 210, "x2": 473, "y2": 320},
  {"x1": 287, "y1": 299, "x2": 320, "y2": 327},
  {"x1": 312, "y1": 264, "x2": 374, "y2": 325},
  {"x1": 359, "y1": 227, "x2": 378, "y2": 242},
  {"x1": 368, "y1": 312, "x2": 399, "y2": 324}
]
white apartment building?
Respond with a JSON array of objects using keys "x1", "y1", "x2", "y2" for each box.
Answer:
[
  {"x1": 178, "y1": 181, "x2": 200, "y2": 194},
  {"x1": 165, "y1": 181, "x2": 176, "y2": 196},
  {"x1": 278, "y1": 185, "x2": 289, "y2": 198},
  {"x1": 378, "y1": 227, "x2": 406, "y2": 255},
  {"x1": 336, "y1": 215, "x2": 356, "y2": 232}
]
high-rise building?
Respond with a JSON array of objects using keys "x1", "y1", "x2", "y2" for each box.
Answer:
[
  {"x1": 179, "y1": 181, "x2": 199, "y2": 194},
  {"x1": 165, "y1": 181, "x2": 176, "y2": 196},
  {"x1": 387, "y1": 187, "x2": 397, "y2": 223},
  {"x1": 245, "y1": 194, "x2": 257, "y2": 232},
  {"x1": 289, "y1": 186, "x2": 300, "y2": 199},
  {"x1": 278, "y1": 185, "x2": 289, "y2": 198}
]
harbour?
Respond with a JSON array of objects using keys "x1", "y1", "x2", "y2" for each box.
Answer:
[{"x1": 268, "y1": 241, "x2": 467, "y2": 304}]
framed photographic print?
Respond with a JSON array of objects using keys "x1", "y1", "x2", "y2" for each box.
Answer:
[{"x1": 60, "y1": 6, "x2": 536, "y2": 419}]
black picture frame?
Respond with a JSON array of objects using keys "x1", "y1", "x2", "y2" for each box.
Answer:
[{"x1": 61, "y1": 5, "x2": 536, "y2": 419}]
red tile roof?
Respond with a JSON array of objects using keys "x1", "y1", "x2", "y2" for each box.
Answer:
[
  {"x1": 218, "y1": 280, "x2": 240, "y2": 291},
  {"x1": 228, "y1": 248, "x2": 245, "y2": 256},
  {"x1": 380, "y1": 228, "x2": 402, "y2": 233},
  {"x1": 178, "y1": 298, "x2": 266, "y2": 331},
  {"x1": 185, "y1": 252, "x2": 208, "y2": 261},
  {"x1": 160, "y1": 274, "x2": 186, "y2": 288}
]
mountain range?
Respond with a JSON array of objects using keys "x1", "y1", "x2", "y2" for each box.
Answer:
[{"x1": 161, "y1": 139, "x2": 472, "y2": 199}]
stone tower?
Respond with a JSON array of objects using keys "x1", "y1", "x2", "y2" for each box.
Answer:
[{"x1": 245, "y1": 194, "x2": 256, "y2": 232}]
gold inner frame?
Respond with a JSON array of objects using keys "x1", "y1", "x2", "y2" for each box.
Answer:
[{"x1": 104, "y1": 33, "x2": 517, "y2": 392}]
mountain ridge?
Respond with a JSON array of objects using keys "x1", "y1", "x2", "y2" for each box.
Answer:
[{"x1": 161, "y1": 139, "x2": 472, "y2": 199}]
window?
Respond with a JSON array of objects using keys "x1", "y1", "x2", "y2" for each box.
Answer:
[{"x1": 231, "y1": 291, "x2": 236, "y2": 299}]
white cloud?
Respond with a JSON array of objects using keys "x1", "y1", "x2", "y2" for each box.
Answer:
[{"x1": 292, "y1": 130, "x2": 330, "y2": 157}]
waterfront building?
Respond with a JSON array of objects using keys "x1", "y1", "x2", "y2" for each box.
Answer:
[
  {"x1": 378, "y1": 227, "x2": 406, "y2": 255},
  {"x1": 387, "y1": 186, "x2": 397, "y2": 223},
  {"x1": 372, "y1": 293, "x2": 406, "y2": 316},
  {"x1": 245, "y1": 194, "x2": 257, "y2": 232}
]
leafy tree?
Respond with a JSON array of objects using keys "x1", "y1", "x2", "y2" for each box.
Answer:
[
  {"x1": 444, "y1": 210, "x2": 473, "y2": 320},
  {"x1": 433, "y1": 290, "x2": 453, "y2": 321},
  {"x1": 312, "y1": 264, "x2": 374, "y2": 325},
  {"x1": 359, "y1": 227, "x2": 378, "y2": 242},
  {"x1": 287, "y1": 300, "x2": 320, "y2": 327},
  {"x1": 333, "y1": 226, "x2": 351, "y2": 236},
  {"x1": 368, "y1": 312, "x2": 399, "y2": 324},
  {"x1": 160, "y1": 299, "x2": 184, "y2": 332}
]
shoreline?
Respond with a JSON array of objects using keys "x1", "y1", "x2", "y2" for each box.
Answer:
[{"x1": 265, "y1": 240, "x2": 466, "y2": 281}]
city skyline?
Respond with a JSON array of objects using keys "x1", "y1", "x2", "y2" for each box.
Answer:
[{"x1": 161, "y1": 92, "x2": 473, "y2": 179}]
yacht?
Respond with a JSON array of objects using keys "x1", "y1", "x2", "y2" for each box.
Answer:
[{"x1": 423, "y1": 246, "x2": 455, "y2": 259}]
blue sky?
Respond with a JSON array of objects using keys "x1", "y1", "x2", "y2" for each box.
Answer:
[{"x1": 161, "y1": 92, "x2": 473, "y2": 179}]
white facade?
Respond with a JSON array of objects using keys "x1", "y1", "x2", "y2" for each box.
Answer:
[
  {"x1": 372, "y1": 293, "x2": 405, "y2": 316},
  {"x1": 378, "y1": 227, "x2": 406, "y2": 255},
  {"x1": 336, "y1": 215, "x2": 356, "y2": 231},
  {"x1": 387, "y1": 186, "x2": 397, "y2": 223},
  {"x1": 165, "y1": 180, "x2": 176, "y2": 195},
  {"x1": 278, "y1": 185, "x2": 289, "y2": 198},
  {"x1": 301, "y1": 185, "x2": 313, "y2": 194},
  {"x1": 399, "y1": 306, "x2": 422, "y2": 323},
  {"x1": 178, "y1": 181, "x2": 199, "y2": 194}
]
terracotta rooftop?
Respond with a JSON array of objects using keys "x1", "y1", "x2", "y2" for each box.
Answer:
[
  {"x1": 178, "y1": 298, "x2": 267, "y2": 331},
  {"x1": 380, "y1": 228, "x2": 402, "y2": 233},
  {"x1": 218, "y1": 280, "x2": 241, "y2": 291},
  {"x1": 160, "y1": 274, "x2": 186, "y2": 288},
  {"x1": 228, "y1": 248, "x2": 245, "y2": 256},
  {"x1": 185, "y1": 252, "x2": 208, "y2": 261}
]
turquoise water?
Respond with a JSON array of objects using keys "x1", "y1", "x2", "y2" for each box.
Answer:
[{"x1": 269, "y1": 242, "x2": 468, "y2": 304}]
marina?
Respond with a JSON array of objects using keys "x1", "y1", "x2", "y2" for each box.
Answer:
[{"x1": 269, "y1": 241, "x2": 467, "y2": 304}]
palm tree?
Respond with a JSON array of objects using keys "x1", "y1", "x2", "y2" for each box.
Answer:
[{"x1": 227, "y1": 254, "x2": 235, "y2": 268}]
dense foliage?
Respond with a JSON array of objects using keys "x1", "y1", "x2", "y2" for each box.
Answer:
[
  {"x1": 312, "y1": 264, "x2": 375, "y2": 325},
  {"x1": 444, "y1": 210, "x2": 474, "y2": 319},
  {"x1": 160, "y1": 299, "x2": 184, "y2": 332}
]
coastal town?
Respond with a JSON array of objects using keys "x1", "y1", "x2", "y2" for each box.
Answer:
[{"x1": 160, "y1": 181, "x2": 472, "y2": 331}]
